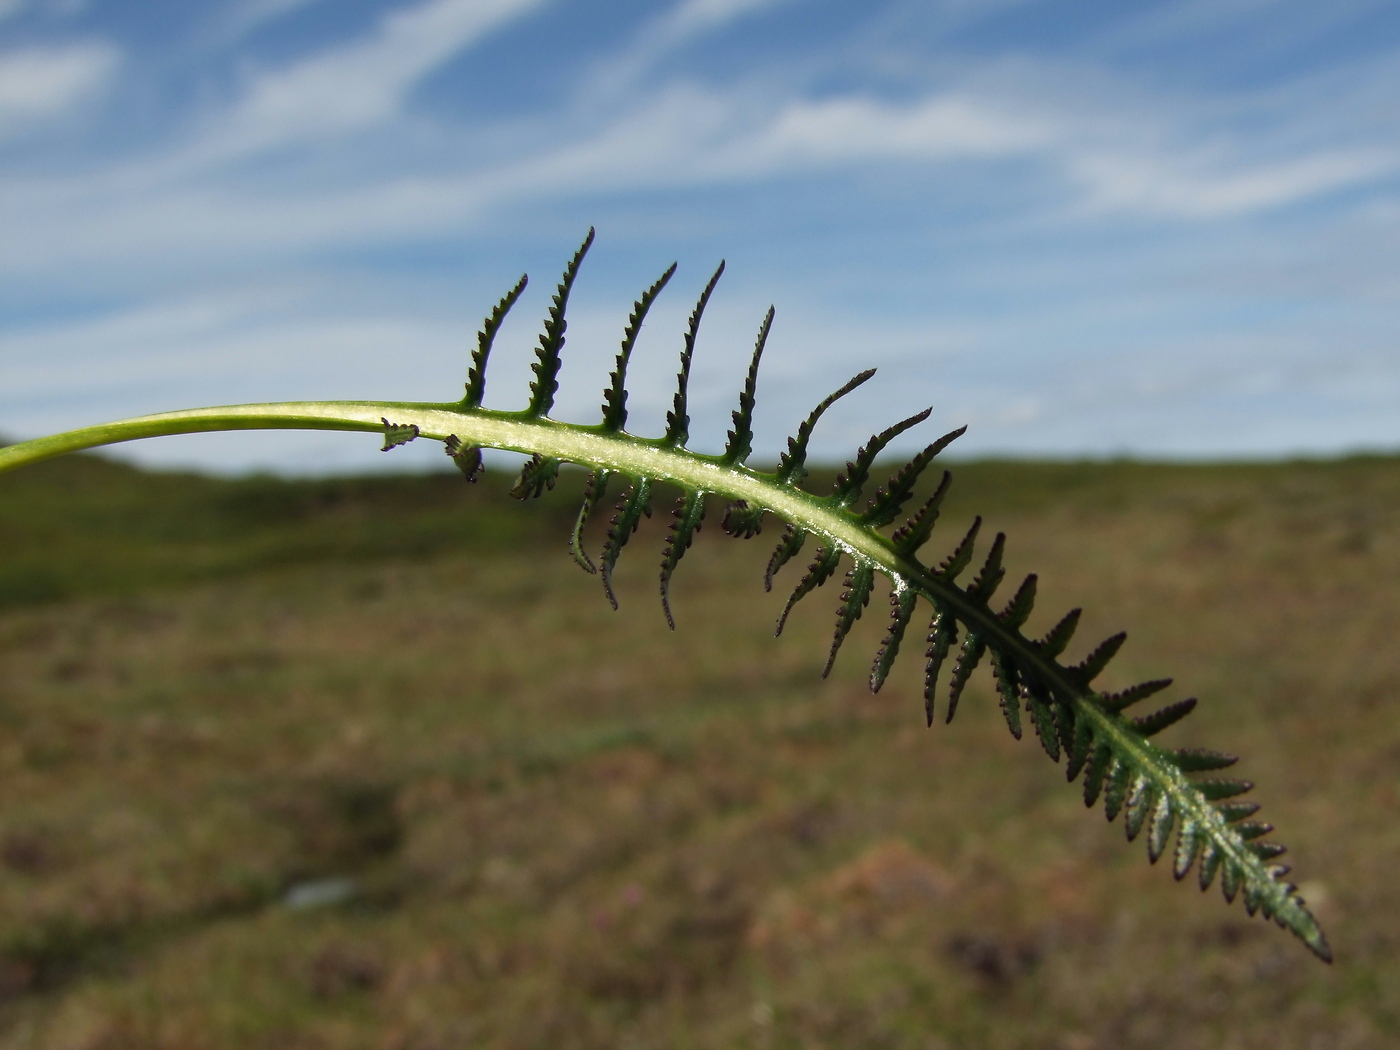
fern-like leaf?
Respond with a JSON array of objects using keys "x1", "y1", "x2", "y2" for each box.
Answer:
[{"x1": 1, "y1": 231, "x2": 1331, "y2": 964}]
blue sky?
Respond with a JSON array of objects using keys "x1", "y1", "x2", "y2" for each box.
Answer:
[{"x1": 1, "y1": 0, "x2": 1397, "y2": 473}]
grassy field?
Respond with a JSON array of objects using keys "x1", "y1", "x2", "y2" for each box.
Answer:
[{"x1": 0, "y1": 451, "x2": 1396, "y2": 1048}]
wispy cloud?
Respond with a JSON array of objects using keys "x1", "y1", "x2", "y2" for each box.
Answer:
[
  {"x1": 4, "y1": 62, "x2": 1396, "y2": 281},
  {"x1": 189, "y1": 0, "x2": 548, "y2": 164},
  {"x1": 582, "y1": 0, "x2": 797, "y2": 102},
  {"x1": 1067, "y1": 147, "x2": 1396, "y2": 219},
  {"x1": 0, "y1": 41, "x2": 118, "y2": 137},
  {"x1": 210, "y1": 0, "x2": 334, "y2": 45}
]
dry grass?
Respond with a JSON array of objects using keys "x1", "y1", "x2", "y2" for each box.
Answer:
[{"x1": 0, "y1": 454, "x2": 1396, "y2": 1048}]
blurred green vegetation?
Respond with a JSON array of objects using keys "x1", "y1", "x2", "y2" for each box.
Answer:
[{"x1": 0, "y1": 451, "x2": 1396, "y2": 1048}]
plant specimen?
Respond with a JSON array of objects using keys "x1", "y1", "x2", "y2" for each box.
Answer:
[{"x1": 0, "y1": 230, "x2": 1331, "y2": 961}]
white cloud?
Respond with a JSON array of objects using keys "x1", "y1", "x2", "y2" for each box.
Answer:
[
  {"x1": 465, "y1": 83, "x2": 1390, "y2": 222},
  {"x1": 0, "y1": 42, "x2": 118, "y2": 134},
  {"x1": 1068, "y1": 147, "x2": 1397, "y2": 219},
  {"x1": 581, "y1": 0, "x2": 797, "y2": 104},
  {"x1": 214, "y1": 0, "x2": 334, "y2": 42},
  {"x1": 737, "y1": 94, "x2": 1052, "y2": 166},
  {"x1": 4, "y1": 70, "x2": 1395, "y2": 282},
  {"x1": 195, "y1": 0, "x2": 547, "y2": 162},
  {"x1": 661, "y1": 0, "x2": 795, "y2": 38}
]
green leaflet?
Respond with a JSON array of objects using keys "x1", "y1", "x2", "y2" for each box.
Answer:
[
  {"x1": 1037, "y1": 607, "x2": 1082, "y2": 659},
  {"x1": 1082, "y1": 742, "x2": 1112, "y2": 806},
  {"x1": 822, "y1": 560, "x2": 875, "y2": 677},
  {"x1": 443, "y1": 435, "x2": 483, "y2": 482},
  {"x1": 722, "y1": 307, "x2": 773, "y2": 466},
  {"x1": 987, "y1": 647, "x2": 1023, "y2": 740},
  {"x1": 832, "y1": 409, "x2": 932, "y2": 508},
  {"x1": 1074, "y1": 631, "x2": 1128, "y2": 684},
  {"x1": 923, "y1": 603, "x2": 958, "y2": 727},
  {"x1": 380, "y1": 417, "x2": 419, "y2": 450},
  {"x1": 998, "y1": 574, "x2": 1038, "y2": 630},
  {"x1": 1065, "y1": 711, "x2": 1094, "y2": 781},
  {"x1": 600, "y1": 477, "x2": 652, "y2": 611},
  {"x1": 776, "y1": 545, "x2": 842, "y2": 636},
  {"x1": 1103, "y1": 677, "x2": 1173, "y2": 713},
  {"x1": 570, "y1": 470, "x2": 611, "y2": 573},
  {"x1": 1124, "y1": 774, "x2": 1155, "y2": 841},
  {"x1": 764, "y1": 523, "x2": 806, "y2": 590},
  {"x1": 1197, "y1": 778, "x2": 1255, "y2": 801},
  {"x1": 862, "y1": 429, "x2": 965, "y2": 529},
  {"x1": 665, "y1": 262, "x2": 725, "y2": 447},
  {"x1": 1104, "y1": 760, "x2": 1131, "y2": 821},
  {"x1": 1217, "y1": 801, "x2": 1262, "y2": 821},
  {"x1": 721, "y1": 499, "x2": 765, "y2": 538},
  {"x1": 945, "y1": 632, "x2": 985, "y2": 724},
  {"x1": 1054, "y1": 701, "x2": 1078, "y2": 763},
  {"x1": 1026, "y1": 681, "x2": 1059, "y2": 761},
  {"x1": 0, "y1": 231, "x2": 1331, "y2": 964},
  {"x1": 465, "y1": 274, "x2": 528, "y2": 410},
  {"x1": 601, "y1": 264, "x2": 676, "y2": 433},
  {"x1": 1134, "y1": 698, "x2": 1198, "y2": 737},
  {"x1": 776, "y1": 369, "x2": 875, "y2": 485},
  {"x1": 890, "y1": 470, "x2": 951, "y2": 557},
  {"x1": 659, "y1": 489, "x2": 707, "y2": 630},
  {"x1": 1174, "y1": 819, "x2": 1201, "y2": 879},
  {"x1": 1147, "y1": 794, "x2": 1175, "y2": 864},
  {"x1": 966, "y1": 532, "x2": 1007, "y2": 603},
  {"x1": 510, "y1": 453, "x2": 561, "y2": 500},
  {"x1": 527, "y1": 229, "x2": 593, "y2": 418},
  {"x1": 939, "y1": 517, "x2": 983, "y2": 582},
  {"x1": 870, "y1": 586, "x2": 918, "y2": 694}
]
